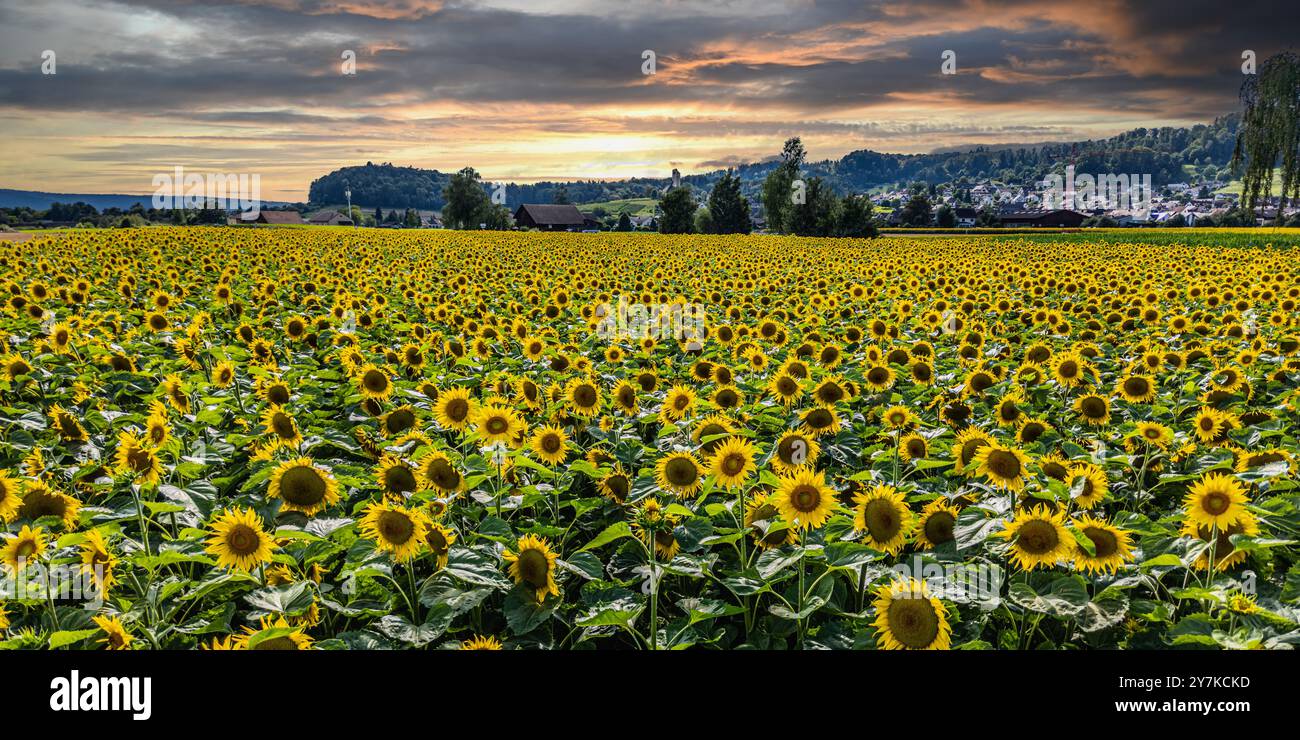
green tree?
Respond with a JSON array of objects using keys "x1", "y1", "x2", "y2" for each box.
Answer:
[
  {"x1": 1232, "y1": 51, "x2": 1300, "y2": 225},
  {"x1": 405, "y1": 208, "x2": 421, "y2": 228},
  {"x1": 658, "y1": 186, "x2": 696, "y2": 234},
  {"x1": 553, "y1": 186, "x2": 570, "y2": 205},
  {"x1": 935, "y1": 204, "x2": 956, "y2": 228},
  {"x1": 350, "y1": 205, "x2": 364, "y2": 225},
  {"x1": 442, "y1": 167, "x2": 493, "y2": 229},
  {"x1": 615, "y1": 211, "x2": 632, "y2": 231},
  {"x1": 707, "y1": 170, "x2": 751, "y2": 234},
  {"x1": 374, "y1": 205, "x2": 383, "y2": 224},
  {"x1": 760, "y1": 137, "x2": 806, "y2": 234},
  {"x1": 898, "y1": 190, "x2": 933, "y2": 226},
  {"x1": 785, "y1": 177, "x2": 836, "y2": 236},
  {"x1": 834, "y1": 194, "x2": 878, "y2": 238}
]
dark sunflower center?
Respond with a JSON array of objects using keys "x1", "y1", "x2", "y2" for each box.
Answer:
[
  {"x1": 604, "y1": 474, "x2": 630, "y2": 500},
  {"x1": 268, "y1": 386, "x2": 290, "y2": 405},
  {"x1": 385, "y1": 409, "x2": 415, "y2": 434},
  {"x1": 541, "y1": 434, "x2": 562, "y2": 453},
  {"x1": 127, "y1": 447, "x2": 154, "y2": 473},
  {"x1": 960, "y1": 439, "x2": 988, "y2": 466},
  {"x1": 425, "y1": 528, "x2": 449, "y2": 554},
  {"x1": 1017, "y1": 519, "x2": 1058, "y2": 554},
  {"x1": 517, "y1": 548, "x2": 549, "y2": 588},
  {"x1": 1202, "y1": 492, "x2": 1229, "y2": 515},
  {"x1": 445, "y1": 398, "x2": 469, "y2": 422},
  {"x1": 362, "y1": 370, "x2": 389, "y2": 393},
  {"x1": 17, "y1": 540, "x2": 37, "y2": 558},
  {"x1": 721, "y1": 453, "x2": 746, "y2": 476},
  {"x1": 1082, "y1": 526, "x2": 1118, "y2": 558},
  {"x1": 1124, "y1": 377, "x2": 1149, "y2": 397},
  {"x1": 887, "y1": 596, "x2": 940, "y2": 648},
  {"x1": 1059, "y1": 361, "x2": 1078, "y2": 378},
  {"x1": 271, "y1": 413, "x2": 296, "y2": 439},
  {"x1": 574, "y1": 385, "x2": 596, "y2": 407},
  {"x1": 673, "y1": 394, "x2": 690, "y2": 410},
  {"x1": 253, "y1": 636, "x2": 299, "y2": 650},
  {"x1": 1081, "y1": 397, "x2": 1107, "y2": 417},
  {"x1": 378, "y1": 511, "x2": 415, "y2": 545},
  {"x1": 924, "y1": 511, "x2": 955, "y2": 544},
  {"x1": 384, "y1": 466, "x2": 417, "y2": 494},
  {"x1": 281, "y1": 466, "x2": 327, "y2": 506},
  {"x1": 665, "y1": 458, "x2": 698, "y2": 486},
  {"x1": 818, "y1": 384, "x2": 844, "y2": 403},
  {"x1": 806, "y1": 409, "x2": 832, "y2": 428},
  {"x1": 485, "y1": 417, "x2": 508, "y2": 434},
  {"x1": 867, "y1": 367, "x2": 890, "y2": 384},
  {"x1": 425, "y1": 458, "x2": 460, "y2": 490},
  {"x1": 791, "y1": 485, "x2": 820, "y2": 513},
  {"x1": 227, "y1": 524, "x2": 259, "y2": 555},
  {"x1": 865, "y1": 499, "x2": 901, "y2": 541}
]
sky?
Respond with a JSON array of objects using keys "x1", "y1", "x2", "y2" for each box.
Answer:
[{"x1": 0, "y1": 0, "x2": 1292, "y2": 200}]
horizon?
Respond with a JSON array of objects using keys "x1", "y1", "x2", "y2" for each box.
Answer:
[{"x1": 0, "y1": 0, "x2": 1292, "y2": 200}]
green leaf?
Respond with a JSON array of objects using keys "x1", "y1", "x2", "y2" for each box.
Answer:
[
  {"x1": 49, "y1": 628, "x2": 100, "y2": 649},
  {"x1": 578, "y1": 521, "x2": 632, "y2": 552}
]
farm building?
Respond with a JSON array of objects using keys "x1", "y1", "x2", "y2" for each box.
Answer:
[
  {"x1": 307, "y1": 210, "x2": 354, "y2": 226},
  {"x1": 240, "y1": 210, "x2": 305, "y2": 225},
  {"x1": 513, "y1": 203, "x2": 587, "y2": 231}
]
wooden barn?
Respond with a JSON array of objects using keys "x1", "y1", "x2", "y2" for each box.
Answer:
[
  {"x1": 513, "y1": 203, "x2": 587, "y2": 230},
  {"x1": 240, "y1": 210, "x2": 305, "y2": 225}
]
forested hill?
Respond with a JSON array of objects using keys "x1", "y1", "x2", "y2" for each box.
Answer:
[{"x1": 307, "y1": 115, "x2": 1239, "y2": 209}]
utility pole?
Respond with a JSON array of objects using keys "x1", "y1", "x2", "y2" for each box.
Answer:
[{"x1": 344, "y1": 181, "x2": 355, "y2": 228}]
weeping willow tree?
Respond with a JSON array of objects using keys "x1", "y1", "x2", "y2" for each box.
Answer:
[{"x1": 1232, "y1": 51, "x2": 1300, "y2": 226}]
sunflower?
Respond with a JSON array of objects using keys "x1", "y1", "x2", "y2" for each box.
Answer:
[
  {"x1": 161, "y1": 373, "x2": 190, "y2": 413},
  {"x1": 261, "y1": 404, "x2": 302, "y2": 448},
  {"x1": 239, "y1": 615, "x2": 314, "y2": 650},
  {"x1": 1071, "y1": 516, "x2": 1134, "y2": 574},
  {"x1": 380, "y1": 405, "x2": 418, "y2": 437},
  {"x1": 709, "y1": 436, "x2": 757, "y2": 489},
  {"x1": 863, "y1": 363, "x2": 896, "y2": 391},
  {"x1": 205, "y1": 508, "x2": 276, "y2": 572},
  {"x1": 973, "y1": 442, "x2": 1030, "y2": 491},
  {"x1": 1, "y1": 525, "x2": 47, "y2": 572},
  {"x1": 1074, "y1": 394, "x2": 1111, "y2": 426},
  {"x1": 771, "y1": 467, "x2": 837, "y2": 530},
  {"x1": 211, "y1": 360, "x2": 236, "y2": 388},
  {"x1": 1132, "y1": 421, "x2": 1173, "y2": 451},
  {"x1": 771, "y1": 430, "x2": 820, "y2": 474},
  {"x1": 424, "y1": 521, "x2": 457, "y2": 569},
  {"x1": 651, "y1": 452, "x2": 699, "y2": 497},
  {"x1": 17, "y1": 481, "x2": 81, "y2": 528},
  {"x1": 268, "y1": 458, "x2": 340, "y2": 516},
  {"x1": 1066, "y1": 463, "x2": 1108, "y2": 509},
  {"x1": 871, "y1": 578, "x2": 951, "y2": 650},
  {"x1": 79, "y1": 529, "x2": 119, "y2": 593},
  {"x1": 660, "y1": 384, "x2": 697, "y2": 422},
  {"x1": 799, "y1": 406, "x2": 841, "y2": 438},
  {"x1": 375, "y1": 454, "x2": 420, "y2": 496},
  {"x1": 530, "y1": 424, "x2": 569, "y2": 466},
  {"x1": 1182, "y1": 472, "x2": 1249, "y2": 529},
  {"x1": 811, "y1": 376, "x2": 851, "y2": 407},
  {"x1": 1115, "y1": 373, "x2": 1156, "y2": 403},
  {"x1": 999, "y1": 505, "x2": 1072, "y2": 571},
  {"x1": 1235, "y1": 448, "x2": 1293, "y2": 474},
  {"x1": 472, "y1": 404, "x2": 525, "y2": 446},
  {"x1": 1190, "y1": 406, "x2": 1229, "y2": 444},
  {"x1": 565, "y1": 376, "x2": 602, "y2": 417},
  {"x1": 504, "y1": 534, "x2": 560, "y2": 601},
  {"x1": 461, "y1": 635, "x2": 503, "y2": 650},
  {"x1": 598, "y1": 466, "x2": 632, "y2": 502},
  {"x1": 93, "y1": 615, "x2": 134, "y2": 650},
  {"x1": 47, "y1": 404, "x2": 88, "y2": 442},
  {"x1": 144, "y1": 409, "x2": 170, "y2": 448},
  {"x1": 880, "y1": 404, "x2": 918, "y2": 430},
  {"x1": 419, "y1": 450, "x2": 464, "y2": 493},
  {"x1": 851, "y1": 483, "x2": 913, "y2": 553},
  {"x1": 434, "y1": 387, "x2": 476, "y2": 431},
  {"x1": 1051, "y1": 351, "x2": 1090, "y2": 388},
  {"x1": 952, "y1": 427, "x2": 993, "y2": 472},
  {"x1": 768, "y1": 372, "x2": 804, "y2": 406},
  {"x1": 360, "y1": 501, "x2": 430, "y2": 561},
  {"x1": 354, "y1": 363, "x2": 393, "y2": 400},
  {"x1": 745, "y1": 494, "x2": 799, "y2": 549},
  {"x1": 611, "y1": 380, "x2": 639, "y2": 414},
  {"x1": 915, "y1": 498, "x2": 960, "y2": 549},
  {"x1": 0, "y1": 472, "x2": 20, "y2": 522},
  {"x1": 1180, "y1": 514, "x2": 1259, "y2": 571}
]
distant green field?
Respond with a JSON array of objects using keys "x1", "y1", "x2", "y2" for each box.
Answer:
[
  {"x1": 577, "y1": 198, "x2": 657, "y2": 217},
  {"x1": 1216, "y1": 171, "x2": 1284, "y2": 195}
]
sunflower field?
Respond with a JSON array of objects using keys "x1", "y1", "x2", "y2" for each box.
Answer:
[{"x1": 1, "y1": 227, "x2": 1298, "y2": 651}]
